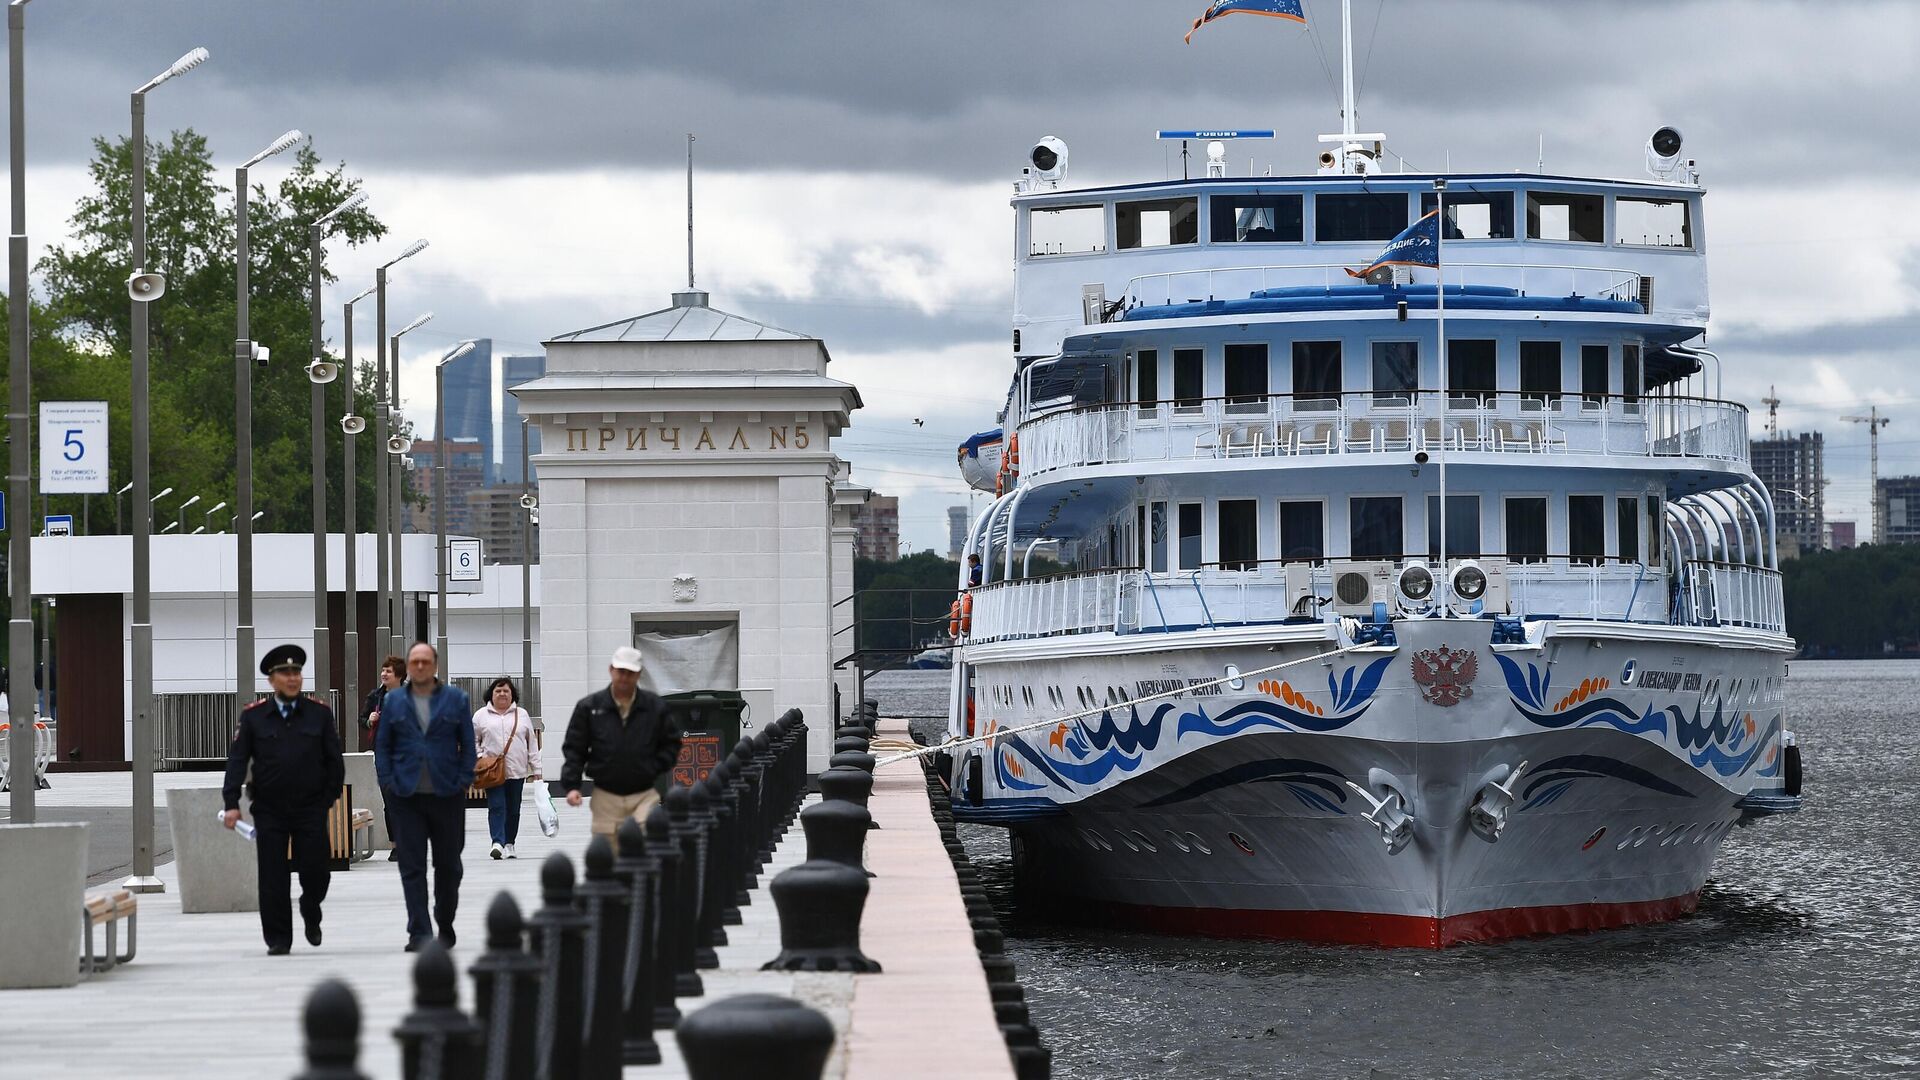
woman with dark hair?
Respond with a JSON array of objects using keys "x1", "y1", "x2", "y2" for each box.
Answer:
[
  {"x1": 360, "y1": 656, "x2": 405, "y2": 752},
  {"x1": 473, "y1": 676, "x2": 539, "y2": 858}
]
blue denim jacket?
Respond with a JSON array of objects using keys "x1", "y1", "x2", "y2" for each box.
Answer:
[{"x1": 374, "y1": 680, "x2": 476, "y2": 797}]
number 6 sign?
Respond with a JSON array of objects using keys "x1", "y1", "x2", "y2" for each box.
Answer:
[
  {"x1": 39, "y1": 401, "x2": 110, "y2": 493},
  {"x1": 448, "y1": 539, "x2": 482, "y2": 583}
]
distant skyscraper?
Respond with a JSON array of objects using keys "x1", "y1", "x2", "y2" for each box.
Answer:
[
  {"x1": 406, "y1": 437, "x2": 487, "y2": 536},
  {"x1": 440, "y1": 338, "x2": 496, "y2": 483},
  {"x1": 1877, "y1": 476, "x2": 1920, "y2": 546},
  {"x1": 948, "y1": 505, "x2": 970, "y2": 561},
  {"x1": 1750, "y1": 431, "x2": 1824, "y2": 558},
  {"x1": 501, "y1": 354, "x2": 546, "y2": 483},
  {"x1": 852, "y1": 495, "x2": 900, "y2": 561}
]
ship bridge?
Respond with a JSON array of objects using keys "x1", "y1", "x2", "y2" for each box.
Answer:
[{"x1": 1011, "y1": 173, "x2": 1707, "y2": 361}]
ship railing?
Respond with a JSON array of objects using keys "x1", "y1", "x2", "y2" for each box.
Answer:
[
  {"x1": 1018, "y1": 390, "x2": 1749, "y2": 478},
  {"x1": 963, "y1": 557, "x2": 1686, "y2": 643},
  {"x1": 1117, "y1": 261, "x2": 1643, "y2": 314},
  {"x1": 1674, "y1": 559, "x2": 1785, "y2": 633}
]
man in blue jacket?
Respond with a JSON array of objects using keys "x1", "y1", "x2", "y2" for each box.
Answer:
[{"x1": 375, "y1": 641, "x2": 475, "y2": 951}]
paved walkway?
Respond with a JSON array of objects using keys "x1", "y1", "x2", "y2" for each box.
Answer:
[{"x1": 0, "y1": 727, "x2": 1011, "y2": 1078}]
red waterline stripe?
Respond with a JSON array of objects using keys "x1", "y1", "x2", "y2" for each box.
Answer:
[{"x1": 1067, "y1": 891, "x2": 1703, "y2": 949}]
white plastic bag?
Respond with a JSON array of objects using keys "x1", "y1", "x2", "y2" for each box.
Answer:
[{"x1": 535, "y1": 785, "x2": 560, "y2": 838}]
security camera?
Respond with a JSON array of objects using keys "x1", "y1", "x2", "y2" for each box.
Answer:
[
  {"x1": 252, "y1": 344, "x2": 271, "y2": 368},
  {"x1": 1029, "y1": 136, "x2": 1068, "y2": 183}
]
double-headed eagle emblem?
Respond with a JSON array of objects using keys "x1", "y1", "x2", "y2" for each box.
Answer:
[{"x1": 1412, "y1": 645, "x2": 1478, "y2": 708}]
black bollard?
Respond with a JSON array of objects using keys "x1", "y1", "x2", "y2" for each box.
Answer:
[
  {"x1": 665, "y1": 785, "x2": 707, "y2": 997},
  {"x1": 469, "y1": 892, "x2": 541, "y2": 1080},
  {"x1": 746, "y1": 731, "x2": 775, "y2": 873},
  {"x1": 611, "y1": 817, "x2": 661, "y2": 1066},
  {"x1": 728, "y1": 741, "x2": 761, "y2": 898},
  {"x1": 393, "y1": 941, "x2": 484, "y2": 1080},
  {"x1": 705, "y1": 770, "x2": 744, "y2": 928},
  {"x1": 817, "y1": 765, "x2": 873, "y2": 811},
  {"x1": 1012, "y1": 1043, "x2": 1054, "y2": 1080},
  {"x1": 762, "y1": 859, "x2": 881, "y2": 973},
  {"x1": 646, "y1": 804, "x2": 689, "y2": 1028},
  {"x1": 526, "y1": 852, "x2": 589, "y2": 1080},
  {"x1": 687, "y1": 780, "x2": 726, "y2": 964},
  {"x1": 575, "y1": 834, "x2": 631, "y2": 1080},
  {"x1": 832, "y1": 735, "x2": 868, "y2": 755},
  {"x1": 294, "y1": 979, "x2": 369, "y2": 1080},
  {"x1": 675, "y1": 993, "x2": 835, "y2": 1080},
  {"x1": 828, "y1": 749, "x2": 876, "y2": 773},
  {"x1": 799, "y1": 798, "x2": 872, "y2": 876}
]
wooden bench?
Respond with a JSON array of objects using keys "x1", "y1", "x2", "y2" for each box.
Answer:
[
  {"x1": 79, "y1": 888, "x2": 137, "y2": 977},
  {"x1": 348, "y1": 808, "x2": 375, "y2": 862}
]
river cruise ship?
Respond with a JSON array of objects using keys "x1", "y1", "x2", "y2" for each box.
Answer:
[{"x1": 941, "y1": 44, "x2": 1802, "y2": 947}]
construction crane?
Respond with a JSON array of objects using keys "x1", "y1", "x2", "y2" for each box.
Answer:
[
  {"x1": 1841, "y1": 406, "x2": 1892, "y2": 542},
  {"x1": 1762, "y1": 385, "x2": 1780, "y2": 436}
]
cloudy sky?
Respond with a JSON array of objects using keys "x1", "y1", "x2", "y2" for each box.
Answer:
[{"x1": 12, "y1": 0, "x2": 1919, "y2": 549}]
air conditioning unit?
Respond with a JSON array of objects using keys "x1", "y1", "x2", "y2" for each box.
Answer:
[
  {"x1": 1637, "y1": 275, "x2": 1655, "y2": 312},
  {"x1": 1284, "y1": 563, "x2": 1319, "y2": 617},
  {"x1": 1329, "y1": 561, "x2": 1395, "y2": 616},
  {"x1": 1081, "y1": 283, "x2": 1108, "y2": 325}
]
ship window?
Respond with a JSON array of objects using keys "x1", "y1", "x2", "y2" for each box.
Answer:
[
  {"x1": 1144, "y1": 501, "x2": 1170, "y2": 574},
  {"x1": 1177, "y1": 503, "x2": 1204, "y2": 570},
  {"x1": 1581, "y1": 345, "x2": 1609, "y2": 404},
  {"x1": 1420, "y1": 191, "x2": 1515, "y2": 240},
  {"x1": 1427, "y1": 495, "x2": 1481, "y2": 560},
  {"x1": 1372, "y1": 341, "x2": 1418, "y2": 403},
  {"x1": 1027, "y1": 204, "x2": 1106, "y2": 257},
  {"x1": 1218, "y1": 500, "x2": 1259, "y2": 571},
  {"x1": 1569, "y1": 495, "x2": 1606, "y2": 566},
  {"x1": 1291, "y1": 341, "x2": 1342, "y2": 407},
  {"x1": 1117, "y1": 197, "x2": 1199, "y2": 249},
  {"x1": 1526, "y1": 191, "x2": 1604, "y2": 243},
  {"x1": 1209, "y1": 194, "x2": 1304, "y2": 243},
  {"x1": 1350, "y1": 497, "x2": 1403, "y2": 559},
  {"x1": 1615, "y1": 197, "x2": 1693, "y2": 248},
  {"x1": 1279, "y1": 500, "x2": 1326, "y2": 562},
  {"x1": 1618, "y1": 497, "x2": 1641, "y2": 564},
  {"x1": 1622, "y1": 344, "x2": 1642, "y2": 404},
  {"x1": 1647, "y1": 496, "x2": 1663, "y2": 565},
  {"x1": 1135, "y1": 349, "x2": 1160, "y2": 415},
  {"x1": 1505, "y1": 497, "x2": 1549, "y2": 564},
  {"x1": 1315, "y1": 193, "x2": 1409, "y2": 241},
  {"x1": 1225, "y1": 344, "x2": 1269, "y2": 408},
  {"x1": 1520, "y1": 341, "x2": 1562, "y2": 406},
  {"x1": 1173, "y1": 348, "x2": 1205, "y2": 409},
  {"x1": 1447, "y1": 339, "x2": 1497, "y2": 405}
]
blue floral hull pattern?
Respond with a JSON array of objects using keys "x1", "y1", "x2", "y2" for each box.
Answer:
[{"x1": 950, "y1": 618, "x2": 1792, "y2": 940}]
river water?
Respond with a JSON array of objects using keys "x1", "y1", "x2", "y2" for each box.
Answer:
[{"x1": 869, "y1": 659, "x2": 1920, "y2": 1079}]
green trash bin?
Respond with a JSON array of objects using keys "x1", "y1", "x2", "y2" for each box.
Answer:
[{"x1": 656, "y1": 689, "x2": 748, "y2": 794}]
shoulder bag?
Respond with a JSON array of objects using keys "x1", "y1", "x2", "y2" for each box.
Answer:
[{"x1": 474, "y1": 708, "x2": 519, "y2": 791}]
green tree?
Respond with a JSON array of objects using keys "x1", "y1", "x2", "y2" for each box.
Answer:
[
  {"x1": 18, "y1": 128, "x2": 388, "y2": 534},
  {"x1": 853, "y1": 552, "x2": 960, "y2": 653}
]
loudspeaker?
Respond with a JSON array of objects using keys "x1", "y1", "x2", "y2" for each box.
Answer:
[
  {"x1": 340, "y1": 414, "x2": 366, "y2": 435},
  {"x1": 126, "y1": 269, "x2": 167, "y2": 301},
  {"x1": 306, "y1": 360, "x2": 338, "y2": 384},
  {"x1": 518, "y1": 493, "x2": 538, "y2": 510},
  {"x1": 386, "y1": 434, "x2": 410, "y2": 454}
]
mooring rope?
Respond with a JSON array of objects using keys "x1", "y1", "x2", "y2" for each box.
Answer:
[{"x1": 873, "y1": 642, "x2": 1370, "y2": 768}]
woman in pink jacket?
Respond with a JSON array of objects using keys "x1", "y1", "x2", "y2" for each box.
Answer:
[{"x1": 473, "y1": 677, "x2": 540, "y2": 859}]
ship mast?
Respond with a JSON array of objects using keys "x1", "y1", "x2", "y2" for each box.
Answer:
[
  {"x1": 1341, "y1": 0, "x2": 1357, "y2": 141},
  {"x1": 1320, "y1": 0, "x2": 1384, "y2": 174}
]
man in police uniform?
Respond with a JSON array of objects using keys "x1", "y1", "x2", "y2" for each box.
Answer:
[{"x1": 222, "y1": 644, "x2": 345, "y2": 955}]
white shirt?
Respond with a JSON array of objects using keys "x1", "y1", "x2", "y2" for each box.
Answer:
[{"x1": 472, "y1": 704, "x2": 539, "y2": 779}]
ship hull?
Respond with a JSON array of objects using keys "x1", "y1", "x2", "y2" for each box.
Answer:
[{"x1": 952, "y1": 618, "x2": 1793, "y2": 947}]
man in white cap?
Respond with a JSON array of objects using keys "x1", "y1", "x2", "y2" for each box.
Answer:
[{"x1": 561, "y1": 645, "x2": 683, "y2": 837}]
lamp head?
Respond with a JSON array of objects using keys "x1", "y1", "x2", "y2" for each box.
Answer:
[
  {"x1": 438, "y1": 340, "x2": 478, "y2": 366},
  {"x1": 317, "y1": 189, "x2": 368, "y2": 225},
  {"x1": 140, "y1": 46, "x2": 209, "y2": 92},
  {"x1": 152, "y1": 486, "x2": 175, "y2": 502},
  {"x1": 383, "y1": 239, "x2": 428, "y2": 268},
  {"x1": 396, "y1": 312, "x2": 434, "y2": 337},
  {"x1": 348, "y1": 282, "x2": 379, "y2": 305},
  {"x1": 243, "y1": 129, "x2": 304, "y2": 168}
]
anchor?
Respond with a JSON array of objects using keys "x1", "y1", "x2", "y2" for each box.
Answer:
[
  {"x1": 1467, "y1": 760, "x2": 1530, "y2": 844},
  {"x1": 1345, "y1": 768, "x2": 1415, "y2": 855}
]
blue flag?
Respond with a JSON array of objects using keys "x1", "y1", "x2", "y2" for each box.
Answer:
[
  {"x1": 1348, "y1": 209, "x2": 1441, "y2": 279},
  {"x1": 1186, "y1": 0, "x2": 1306, "y2": 43}
]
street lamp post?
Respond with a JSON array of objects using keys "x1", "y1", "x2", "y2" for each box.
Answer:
[
  {"x1": 340, "y1": 281, "x2": 375, "y2": 723},
  {"x1": 7, "y1": 0, "x2": 36, "y2": 820},
  {"x1": 114, "y1": 482, "x2": 132, "y2": 533},
  {"x1": 126, "y1": 43, "x2": 208, "y2": 895},
  {"x1": 175, "y1": 494, "x2": 200, "y2": 534},
  {"x1": 371, "y1": 243, "x2": 426, "y2": 666},
  {"x1": 521, "y1": 418, "x2": 534, "y2": 724},
  {"x1": 388, "y1": 311, "x2": 432, "y2": 655},
  {"x1": 233, "y1": 128, "x2": 303, "y2": 720},
  {"x1": 305, "y1": 191, "x2": 364, "y2": 716},
  {"x1": 434, "y1": 341, "x2": 477, "y2": 669},
  {"x1": 204, "y1": 500, "x2": 227, "y2": 533}
]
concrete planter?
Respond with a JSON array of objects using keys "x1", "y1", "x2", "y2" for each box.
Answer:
[
  {"x1": 342, "y1": 752, "x2": 391, "y2": 849},
  {"x1": 0, "y1": 822, "x2": 88, "y2": 988},
  {"x1": 166, "y1": 786, "x2": 259, "y2": 914}
]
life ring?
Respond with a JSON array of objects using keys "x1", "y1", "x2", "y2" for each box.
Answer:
[
  {"x1": 1006, "y1": 432, "x2": 1020, "y2": 472},
  {"x1": 960, "y1": 591, "x2": 973, "y2": 634},
  {"x1": 948, "y1": 598, "x2": 964, "y2": 638}
]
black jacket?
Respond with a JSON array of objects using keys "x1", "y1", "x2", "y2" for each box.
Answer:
[
  {"x1": 359, "y1": 685, "x2": 386, "y2": 729},
  {"x1": 560, "y1": 687, "x2": 682, "y2": 796},
  {"x1": 222, "y1": 695, "x2": 345, "y2": 818}
]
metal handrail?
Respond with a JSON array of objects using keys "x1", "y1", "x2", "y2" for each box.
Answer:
[{"x1": 1120, "y1": 261, "x2": 1645, "y2": 312}]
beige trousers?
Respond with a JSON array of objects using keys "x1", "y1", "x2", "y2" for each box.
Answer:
[{"x1": 588, "y1": 787, "x2": 662, "y2": 840}]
